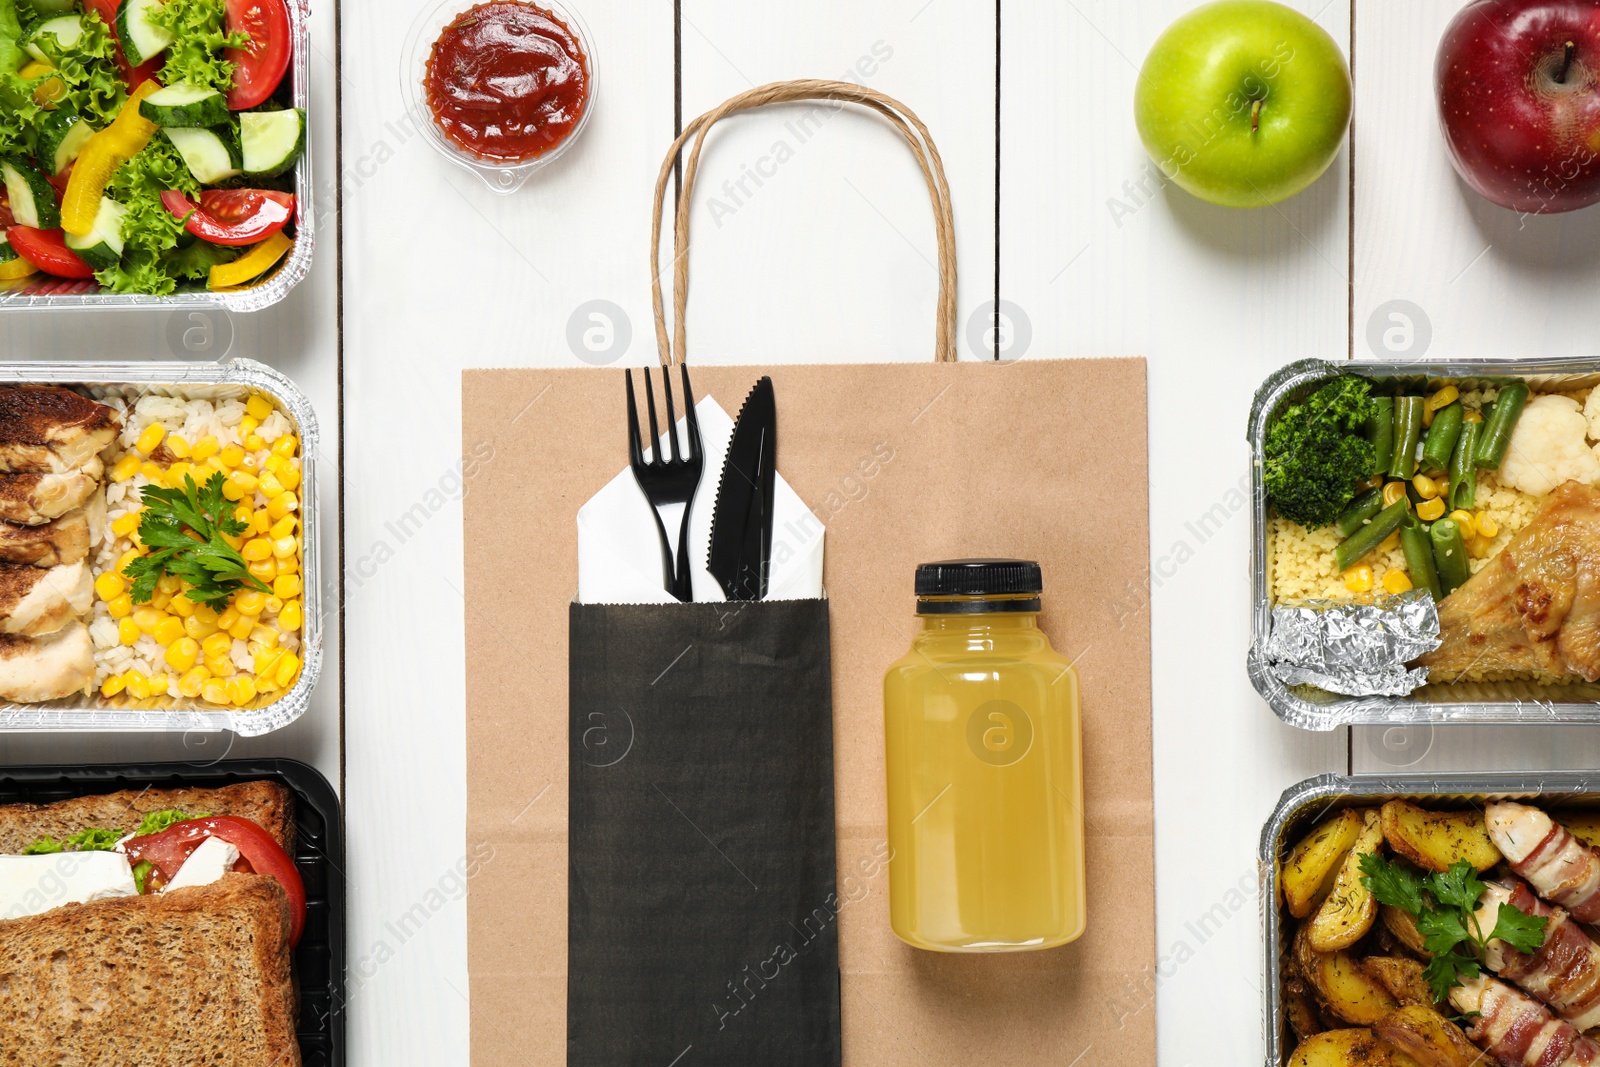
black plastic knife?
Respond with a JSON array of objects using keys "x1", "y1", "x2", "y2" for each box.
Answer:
[{"x1": 708, "y1": 377, "x2": 776, "y2": 601}]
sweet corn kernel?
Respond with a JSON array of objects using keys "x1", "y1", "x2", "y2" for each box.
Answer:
[
  {"x1": 156, "y1": 575, "x2": 181, "y2": 596},
  {"x1": 110, "y1": 454, "x2": 141, "y2": 482},
  {"x1": 139, "y1": 461, "x2": 163, "y2": 483},
  {"x1": 165, "y1": 462, "x2": 194, "y2": 489},
  {"x1": 264, "y1": 454, "x2": 288, "y2": 475},
  {"x1": 272, "y1": 435, "x2": 298, "y2": 458},
  {"x1": 228, "y1": 614, "x2": 255, "y2": 639},
  {"x1": 125, "y1": 671, "x2": 150, "y2": 699},
  {"x1": 135, "y1": 423, "x2": 166, "y2": 455},
  {"x1": 1447, "y1": 510, "x2": 1477, "y2": 538},
  {"x1": 254, "y1": 647, "x2": 283, "y2": 678},
  {"x1": 94, "y1": 572, "x2": 125, "y2": 600},
  {"x1": 166, "y1": 434, "x2": 190, "y2": 459},
  {"x1": 239, "y1": 453, "x2": 261, "y2": 475},
  {"x1": 147, "y1": 674, "x2": 169, "y2": 698},
  {"x1": 246, "y1": 395, "x2": 273, "y2": 421},
  {"x1": 227, "y1": 676, "x2": 257, "y2": 707},
  {"x1": 107, "y1": 594, "x2": 132, "y2": 619},
  {"x1": 1417, "y1": 498, "x2": 1447, "y2": 521},
  {"x1": 273, "y1": 574, "x2": 302, "y2": 599},
  {"x1": 1383, "y1": 570, "x2": 1414, "y2": 595},
  {"x1": 235, "y1": 590, "x2": 267, "y2": 616},
  {"x1": 222, "y1": 479, "x2": 246, "y2": 502},
  {"x1": 201, "y1": 632, "x2": 233, "y2": 660},
  {"x1": 178, "y1": 667, "x2": 210, "y2": 698},
  {"x1": 1470, "y1": 535, "x2": 1493, "y2": 559},
  {"x1": 240, "y1": 414, "x2": 260, "y2": 436},
  {"x1": 1382, "y1": 482, "x2": 1411, "y2": 509},
  {"x1": 110, "y1": 511, "x2": 140, "y2": 538},
  {"x1": 1343, "y1": 564, "x2": 1374, "y2": 593},
  {"x1": 222, "y1": 533, "x2": 244, "y2": 551},
  {"x1": 242, "y1": 537, "x2": 273, "y2": 561},
  {"x1": 247, "y1": 558, "x2": 277, "y2": 583},
  {"x1": 165, "y1": 637, "x2": 199, "y2": 673},
  {"x1": 257, "y1": 471, "x2": 285, "y2": 498},
  {"x1": 153, "y1": 616, "x2": 185, "y2": 646},
  {"x1": 257, "y1": 674, "x2": 282, "y2": 695},
  {"x1": 267, "y1": 492, "x2": 298, "y2": 521},
  {"x1": 191, "y1": 435, "x2": 220, "y2": 462},
  {"x1": 1476, "y1": 513, "x2": 1500, "y2": 539},
  {"x1": 101, "y1": 673, "x2": 128, "y2": 698},
  {"x1": 184, "y1": 614, "x2": 219, "y2": 640},
  {"x1": 116, "y1": 548, "x2": 142, "y2": 572},
  {"x1": 278, "y1": 465, "x2": 301, "y2": 492},
  {"x1": 1412, "y1": 474, "x2": 1442, "y2": 500},
  {"x1": 150, "y1": 590, "x2": 172, "y2": 611},
  {"x1": 1378, "y1": 531, "x2": 1401, "y2": 554},
  {"x1": 272, "y1": 534, "x2": 296, "y2": 559},
  {"x1": 249, "y1": 624, "x2": 279, "y2": 648},
  {"x1": 132, "y1": 606, "x2": 165, "y2": 633},
  {"x1": 204, "y1": 656, "x2": 235, "y2": 679},
  {"x1": 169, "y1": 593, "x2": 197, "y2": 617},
  {"x1": 217, "y1": 607, "x2": 239, "y2": 630},
  {"x1": 1422, "y1": 405, "x2": 1435, "y2": 429},
  {"x1": 274, "y1": 652, "x2": 300, "y2": 687},
  {"x1": 1464, "y1": 410, "x2": 1484, "y2": 424},
  {"x1": 264, "y1": 595, "x2": 284, "y2": 614},
  {"x1": 118, "y1": 618, "x2": 140, "y2": 646},
  {"x1": 244, "y1": 433, "x2": 267, "y2": 452},
  {"x1": 219, "y1": 444, "x2": 245, "y2": 469},
  {"x1": 275, "y1": 553, "x2": 298, "y2": 575},
  {"x1": 269, "y1": 515, "x2": 297, "y2": 540},
  {"x1": 252, "y1": 509, "x2": 272, "y2": 535},
  {"x1": 1426, "y1": 385, "x2": 1460, "y2": 413},
  {"x1": 202, "y1": 679, "x2": 230, "y2": 705},
  {"x1": 279, "y1": 600, "x2": 302, "y2": 632}
]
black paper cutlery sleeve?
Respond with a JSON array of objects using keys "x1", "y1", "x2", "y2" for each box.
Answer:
[{"x1": 567, "y1": 598, "x2": 842, "y2": 1067}]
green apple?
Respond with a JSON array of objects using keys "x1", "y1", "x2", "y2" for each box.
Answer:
[{"x1": 1134, "y1": 1, "x2": 1352, "y2": 208}]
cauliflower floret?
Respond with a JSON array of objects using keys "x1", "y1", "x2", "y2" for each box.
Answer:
[
  {"x1": 1585, "y1": 385, "x2": 1600, "y2": 440},
  {"x1": 1499, "y1": 394, "x2": 1600, "y2": 496}
]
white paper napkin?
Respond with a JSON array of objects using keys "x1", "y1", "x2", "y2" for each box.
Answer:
[{"x1": 577, "y1": 396, "x2": 824, "y2": 604}]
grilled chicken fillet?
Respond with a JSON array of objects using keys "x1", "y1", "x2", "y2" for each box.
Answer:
[
  {"x1": 0, "y1": 385, "x2": 120, "y2": 473},
  {"x1": 0, "y1": 622, "x2": 94, "y2": 702},
  {"x1": 0, "y1": 463, "x2": 102, "y2": 526},
  {"x1": 0, "y1": 510, "x2": 90, "y2": 567},
  {"x1": 0, "y1": 561, "x2": 93, "y2": 637},
  {"x1": 1420, "y1": 480, "x2": 1600, "y2": 683}
]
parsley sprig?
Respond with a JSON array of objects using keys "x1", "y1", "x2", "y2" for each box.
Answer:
[
  {"x1": 122, "y1": 472, "x2": 270, "y2": 610},
  {"x1": 1360, "y1": 854, "x2": 1549, "y2": 1001}
]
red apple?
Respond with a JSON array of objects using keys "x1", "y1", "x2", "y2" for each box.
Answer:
[{"x1": 1437, "y1": 0, "x2": 1600, "y2": 213}]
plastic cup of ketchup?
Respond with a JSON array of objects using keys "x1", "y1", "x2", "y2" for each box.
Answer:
[{"x1": 403, "y1": 0, "x2": 596, "y2": 192}]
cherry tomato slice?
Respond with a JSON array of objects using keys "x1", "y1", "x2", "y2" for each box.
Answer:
[
  {"x1": 6, "y1": 226, "x2": 95, "y2": 279},
  {"x1": 225, "y1": 0, "x2": 293, "y2": 110},
  {"x1": 123, "y1": 815, "x2": 307, "y2": 947},
  {"x1": 161, "y1": 189, "x2": 295, "y2": 246},
  {"x1": 82, "y1": 0, "x2": 162, "y2": 88}
]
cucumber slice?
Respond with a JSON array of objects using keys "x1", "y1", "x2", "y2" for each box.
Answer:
[
  {"x1": 240, "y1": 109, "x2": 305, "y2": 177},
  {"x1": 162, "y1": 126, "x2": 243, "y2": 184},
  {"x1": 115, "y1": 0, "x2": 173, "y2": 66},
  {"x1": 36, "y1": 110, "x2": 96, "y2": 176},
  {"x1": 0, "y1": 233, "x2": 18, "y2": 265},
  {"x1": 62, "y1": 197, "x2": 127, "y2": 270},
  {"x1": 20, "y1": 14, "x2": 85, "y2": 62},
  {"x1": 24, "y1": 0, "x2": 79, "y2": 16},
  {"x1": 140, "y1": 83, "x2": 230, "y2": 128},
  {"x1": 1, "y1": 159, "x2": 59, "y2": 230}
]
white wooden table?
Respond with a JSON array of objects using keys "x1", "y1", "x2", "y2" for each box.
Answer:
[{"x1": 12, "y1": 0, "x2": 1600, "y2": 1063}]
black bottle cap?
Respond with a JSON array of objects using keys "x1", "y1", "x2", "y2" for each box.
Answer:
[{"x1": 914, "y1": 559, "x2": 1043, "y2": 613}]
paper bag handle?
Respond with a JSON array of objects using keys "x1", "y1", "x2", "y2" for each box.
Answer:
[{"x1": 651, "y1": 79, "x2": 959, "y2": 366}]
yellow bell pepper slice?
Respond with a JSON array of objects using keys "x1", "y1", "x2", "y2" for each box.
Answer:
[
  {"x1": 61, "y1": 79, "x2": 162, "y2": 236},
  {"x1": 0, "y1": 258, "x2": 39, "y2": 282},
  {"x1": 18, "y1": 61, "x2": 65, "y2": 108},
  {"x1": 209, "y1": 233, "x2": 294, "y2": 290}
]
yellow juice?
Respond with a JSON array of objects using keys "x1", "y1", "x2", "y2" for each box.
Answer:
[{"x1": 883, "y1": 560, "x2": 1085, "y2": 952}]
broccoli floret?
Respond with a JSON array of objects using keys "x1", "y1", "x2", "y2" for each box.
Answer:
[{"x1": 1264, "y1": 376, "x2": 1379, "y2": 528}]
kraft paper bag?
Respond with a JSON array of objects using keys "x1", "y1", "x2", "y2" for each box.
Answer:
[{"x1": 461, "y1": 81, "x2": 1155, "y2": 1067}]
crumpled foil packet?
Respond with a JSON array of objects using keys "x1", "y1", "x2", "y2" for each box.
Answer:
[{"x1": 1263, "y1": 592, "x2": 1441, "y2": 697}]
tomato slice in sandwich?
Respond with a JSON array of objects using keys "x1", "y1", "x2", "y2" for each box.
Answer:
[{"x1": 124, "y1": 815, "x2": 306, "y2": 946}]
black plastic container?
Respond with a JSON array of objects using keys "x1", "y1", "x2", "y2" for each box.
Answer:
[{"x1": 0, "y1": 759, "x2": 345, "y2": 1067}]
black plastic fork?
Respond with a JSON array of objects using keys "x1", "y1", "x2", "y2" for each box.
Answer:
[{"x1": 625, "y1": 365, "x2": 704, "y2": 602}]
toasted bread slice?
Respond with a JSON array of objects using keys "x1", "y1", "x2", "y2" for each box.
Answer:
[
  {"x1": 0, "y1": 872, "x2": 299, "y2": 1067},
  {"x1": 0, "y1": 780, "x2": 293, "y2": 854}
]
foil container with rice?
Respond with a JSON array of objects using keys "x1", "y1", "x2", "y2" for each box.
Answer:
[{"x1": 1250, "y1": 358, "x2": 1600, "y2": 730}]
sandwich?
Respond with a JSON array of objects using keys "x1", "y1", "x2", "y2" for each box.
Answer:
[{"x1": 0, "y1": 780, "x2": 304, "y2": 1066}]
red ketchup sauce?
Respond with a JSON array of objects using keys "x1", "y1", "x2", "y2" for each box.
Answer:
[{"x1": 424, "y1": 1, "x2": 590, "y2": 163}]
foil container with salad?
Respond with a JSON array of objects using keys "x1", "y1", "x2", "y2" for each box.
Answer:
[
  {"x1": 0, "y1": 0, "x2": 309, "y2": 309},
  {"x1": 1261, "y1": 773, "x2": 1600, "y2": 1067},
  {"x1": 1249, "y1": 359, "x2": 1600, "y2": 729}
]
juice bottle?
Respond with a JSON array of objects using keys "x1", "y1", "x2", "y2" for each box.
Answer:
[{"x1": 883, "y1": 559, "x2": 1086, "y2": 952}]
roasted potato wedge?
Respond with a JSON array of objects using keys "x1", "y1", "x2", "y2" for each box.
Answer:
[
  {"x1": 1289, "y1": 1028, "x2": 1422, "y2": 1067},
  {"x1": 1561, "y1": 812, "x2": 1600, "y2": 849},
  {"x1": 1361, "y1": 957, "x2": 1436, "y2": 1009},
  {"x1": 1287, "y1": 978, "x2": 1325, "y2": 1042},
  {"x1": 1297, "y1": 926, "x2": 1399, "y2": 1025},
  {"x1": 1381, "y1": 906, "x2": 1430, "y2": 958},
  {"x1": 1372, "y1": 1005, "x2": 1487, "y2": 1067},
  {"x1": 1308, "y1": 810, "x2": 1385, "y2": 952},
  {"x1": 1379, "y1": 801, "x2": 1500, "y2": 873},
  {"x1": 1286, "y1": 809, "x2": 1369, "y2": 919}
]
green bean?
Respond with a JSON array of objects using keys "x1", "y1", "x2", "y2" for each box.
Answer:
[
  {"x1": 1400, "y1": 514, "x2": 1442, "y2": 600},
  {"x1": 1475, "y1": 382, "x2": 1530, "y2": 471},
  {"x1": 1367, "y1": 397, "x2": 1394, "y2": 477},
  {"x1": 1388, "y1": 397, "x2": 1424, "y2": 479},
  {"x1": 1335, "y1": 488, "x2": 1385, "y2": 538},
  {"x1": 1421, "y1": 401, "x2": 1463, "y2": 476},
  {"x1": 1335, "y1": 499, "x2": 1410, "y2": 573},
  {"x1": 1430, "y1": 518, "x2": 1471, "y2": 597},
  {"x1": 1449, "y1": 420, "x2": 1481, "y2": 512}
]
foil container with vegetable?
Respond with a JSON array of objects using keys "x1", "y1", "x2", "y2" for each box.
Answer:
[{"x1": 1249, "y1": 358, "x2": 1600, "y2": 729}]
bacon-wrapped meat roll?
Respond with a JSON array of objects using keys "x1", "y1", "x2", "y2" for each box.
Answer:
[
  {"x1": 1452, "y1": 975, "x2": 1600, "y2": 1067},
  {"x1": 1477, "y1": 878, "x2": 1600, "y2": 1030},
  {"x1": 1487, "y1": 803, "x2": 1600, "y2": 923}
]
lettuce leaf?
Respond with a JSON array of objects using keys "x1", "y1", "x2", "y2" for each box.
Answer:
[
  {"x1": 164, "y1": 235, "x2": 237, "y2": 279},
  {"x1": 0, "y1": 72, "x2": 41, "y2": 155},
  {"x1": 28, "y1": 10, "x2": 125, "y2": 129},
  {"x1": 149, "y1": 0, "x2": 247, "y2": 94},
  {"x1": 95, "y1": 137, "x2": 199, "y2": 295},
  {"x1": 0, "y1": 0, "x2": 23, "y2": 76}
]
